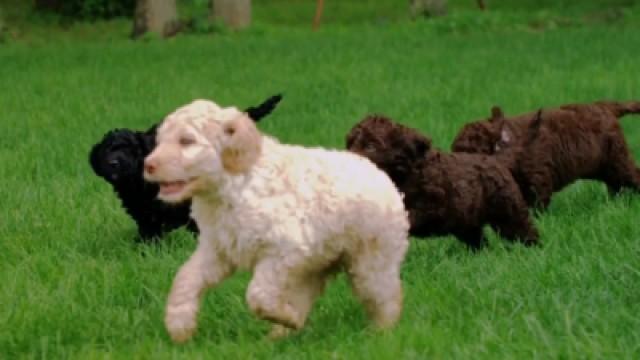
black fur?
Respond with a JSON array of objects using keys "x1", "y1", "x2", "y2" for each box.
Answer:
[
  {"x1": 246, "y1": 94, "x2": 282, "y2": 121},
  {"x1": 89, "y1": 94, "x2": 283, "y2": 241}
]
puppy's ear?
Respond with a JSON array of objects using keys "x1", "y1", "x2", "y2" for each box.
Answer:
[
  {"x1": 345, "y1": 127, "x2": 360, "y2": 149},
  {"x1": 489, "y1": 106, "x2": 504, "y2": 123},
  {"x1": 221, "y1": 115, "x2": 263, "y2": 174},
  {"x1": 138, "y1": 127, "x2": 157, "y2": 155},
  {"x1": 398, "y1": 126, "x2": 431, "y2": 158}
]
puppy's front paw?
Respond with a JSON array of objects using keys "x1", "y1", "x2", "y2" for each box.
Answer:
[
  {"x1": 267, "y1": 324, "x2": 293, "y2": 340},
  {"x1": 165, "y1": 303, "x2": 198, "y2": 343}
]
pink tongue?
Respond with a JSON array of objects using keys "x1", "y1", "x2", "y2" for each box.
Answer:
[{"x1": 160, "y1": 181, "x2": 185, "y2": 194}]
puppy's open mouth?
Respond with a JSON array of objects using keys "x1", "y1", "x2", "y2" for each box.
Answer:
[{"x1": 159, "y1": 179, "x2": 193, "y2": 196}]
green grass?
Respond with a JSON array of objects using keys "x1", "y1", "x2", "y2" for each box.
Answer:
[{"x1": 2, "y1": 11, "x2": 640, "y2": 359}]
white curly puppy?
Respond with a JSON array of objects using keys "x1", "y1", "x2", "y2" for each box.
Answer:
[{"x1": 144, "y1": 100, "x2": 410, "y2": 342}]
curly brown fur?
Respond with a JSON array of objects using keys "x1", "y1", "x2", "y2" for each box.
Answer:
[
  {"x1": 347, "y1": 115, "x2": 538, "y2": 249},
  {"x1": 451, "y1": 101, "x2": 640, "y2": 208}
]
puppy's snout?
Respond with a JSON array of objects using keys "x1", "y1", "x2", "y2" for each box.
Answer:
[{"x1": 144, "y1": 158, "x2": 157, "y2": 175}]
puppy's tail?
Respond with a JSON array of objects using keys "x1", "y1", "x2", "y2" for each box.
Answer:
[
  {"x1": 245, "y1": 94, "x2": 283, "y2": 122},
  {"x1": 595, "y1": 101, "x2": 640, "y2": 118},
  {"x1": 524, "y1": 109, "x2": 544, "y2": 146}
]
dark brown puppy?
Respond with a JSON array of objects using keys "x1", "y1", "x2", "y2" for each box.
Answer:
[
  {"x1": 347, "y1": 115, "x2": 538, "y2": 249},
  {"x1": 452, "y1": 101, "x2": 640, "y2": 208}
]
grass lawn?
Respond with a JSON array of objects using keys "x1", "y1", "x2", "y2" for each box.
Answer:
[{"x1": 1, "y1": 6, "x2": 640, "y2": 359}]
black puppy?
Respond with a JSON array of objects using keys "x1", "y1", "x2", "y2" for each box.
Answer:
[{"x1": 90, "y1": 94, "x2": 283, "y2": 241}]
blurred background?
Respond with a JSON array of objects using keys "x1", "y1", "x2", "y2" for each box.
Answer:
[{"x1": 1, "y1": 0, "x2": 639, "y2": 43}]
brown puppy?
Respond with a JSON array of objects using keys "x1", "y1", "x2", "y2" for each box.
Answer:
[
  {"x1": 347, "y1": 115, "x2": 538, "y2": 249},
  {"x1": 452, "y1": 101, "x2": 640, "y2": 208}
]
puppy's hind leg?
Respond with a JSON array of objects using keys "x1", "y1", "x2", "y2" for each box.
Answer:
[
  {"x1": 490, "y1": 185, "x2": 539, "y2": 246},
  {"x1": 266, "y1": 272, "x2": 330, "y2": 339},
  {"x1": 346, "y1": 234, "x2": 407, "y2": 330},
  {"x1": 517, "y1": 155, "x2": 554, "y2": 210},
  {"x1": 456, "y1": 228, "x2": 487, "y2": 250},
  {"x1": 246, "y1": 258, "x2": 306, "y2": 331},
  {"x1": 601, "y1": 135, "x2": 640, "y2": 195},
  {"x1": 348, "y1": 259, "x2": 404, "y2": 330}
]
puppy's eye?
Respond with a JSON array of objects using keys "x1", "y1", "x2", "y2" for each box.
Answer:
[
  {"x1": 224, "y1": 126, "x2": 236, "y2": 136},
  {"x1": 179, "y1": 137, "x2": 195, "y2": 146},
  {"x1": 108, "y1": 159, "x2": 120, "y2": 166},
  {"x1": 365, "y1": 144, "x2": 377, "y2": 152}
]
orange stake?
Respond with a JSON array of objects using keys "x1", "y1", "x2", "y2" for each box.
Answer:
[{"x1": 313, "y1": 0, "x2": 324, "y2": 31}]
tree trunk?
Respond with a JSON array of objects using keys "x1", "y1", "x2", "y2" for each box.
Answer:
[
  {"x1": 131, "y1": 0, "x2": 181, "y2": 39},
  {"x1": 210, "y1": 0, "x2": 251, "y2": 30},
  {"x1": 34, "y1": 0, "x2": 63, "y2": 12},
  {"x1": 409, "y1": 0, "x2": 448, "y2": 18},
  {"x1": 0, "y1": 7, "x2": 5, "y2": 43}
]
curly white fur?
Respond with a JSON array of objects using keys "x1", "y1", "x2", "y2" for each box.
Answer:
[{"x1": 144, "y1": 100, "x2": 410, "y2": 342}]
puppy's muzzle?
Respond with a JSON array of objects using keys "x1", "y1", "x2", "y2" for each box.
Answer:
[{"x1": 144, "y1": 158, "x2": 157, "y2": 175}]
